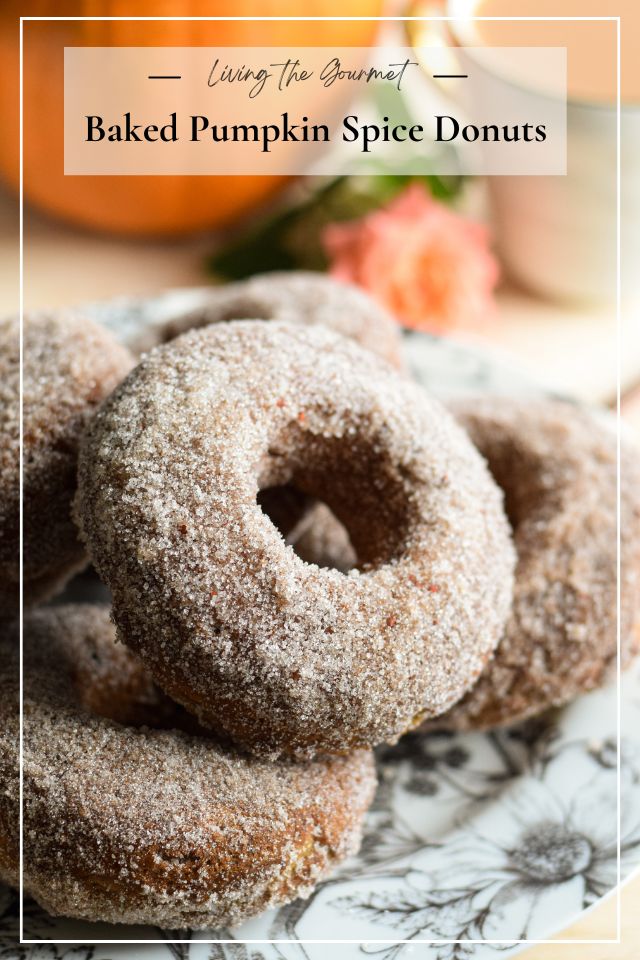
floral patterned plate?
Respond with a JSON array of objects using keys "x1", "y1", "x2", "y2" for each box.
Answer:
[{"x1": 3, "y1": 310, "x2": 636, "y2": 958}]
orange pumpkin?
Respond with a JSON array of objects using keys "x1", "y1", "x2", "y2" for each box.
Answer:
[{"x1": 0, "y1": 2, "x2": 382, "y2": 236}]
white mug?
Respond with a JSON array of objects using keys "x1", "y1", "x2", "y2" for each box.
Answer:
[{"x1": 485, "y1": 94, "x2": 637, "y2": 305}]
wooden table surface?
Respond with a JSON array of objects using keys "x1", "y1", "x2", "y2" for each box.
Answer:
[
  {"x1": 1, "y1": 188, "x2": 639, "y2": 956},
  {"x1": 523, "y1": 879, "x2": 640, "y2": 958}
]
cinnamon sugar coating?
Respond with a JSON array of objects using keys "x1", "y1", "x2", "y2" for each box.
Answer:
[
  {"x1": 428, "y1": 397, "x2": 640, "y2": 731},
  {"x1": 75, "y1": 321, "x2": 515, "y2": 759},
  {"x1": 0, "y1": 312, "x2": 133, "y2": 615},
  {"x1": 109, "y1": 271, "x2": 405, "y2": 370},
  {"x1": 0, "y1": 624, "x2": 17, "y2": 887},
  {"x1": 0, "y1": 605, "x2": 376, "y2": 928}
]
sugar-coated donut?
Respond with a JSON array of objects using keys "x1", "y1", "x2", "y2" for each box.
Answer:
[
  {"x1": 89, "y1": 271, "x2": 405, "y2": 369},
  {"x1": 0, "y1": 312, "x2": 133, "y2": 614},
  {"x1": 87, "y1": 272, "x2": 405, "y2": 542},
  {"x1": 75, "y1": 321, "x2": 515, "y2": 759},
  {"x1": 0, "y1": 605, "x2": 376, "y2": 928},
  {"x1": 0, "y1": 634, "x2": 16, "y2": 887},
  {"x1": 429, "y1": 397, "x2": 640, "y2": 731}
]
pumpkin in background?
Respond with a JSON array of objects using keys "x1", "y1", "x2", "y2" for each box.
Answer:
[{"x1": 0, "y1": 2, "x2": 383, "y2": 236}]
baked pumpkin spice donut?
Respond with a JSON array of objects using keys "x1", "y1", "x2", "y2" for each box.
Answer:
[
  {"x1": 265, "y1": 396, "x2": 640, "y2": 731},
  {"x1": 0, "y1": 605, "x2": 376, "y2": 928},
  {"x1": 75, "y1": 320, "x2": 515, "y2": 759},
  {"x1": 86, "y1": 272, "x2": 406, "y2": 540},
  {"x1": 96, "y1": 270, "x2": 405, "y2": 370},
  {"x1": 0, "y1": 629, "x2": 17, "y2": 888},
  {"x1": 426, "y1": 397, "x2": 640, "y2": 731},
  {"x1": 0, "y1": 311, "x2": 133, "y2": 615}
]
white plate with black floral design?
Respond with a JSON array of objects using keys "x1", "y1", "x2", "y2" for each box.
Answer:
[{"x1": 3, "y1": 305, "x2": 637, "y2": 958}]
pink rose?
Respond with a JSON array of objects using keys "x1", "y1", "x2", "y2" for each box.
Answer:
[{"x1": 322, "y1": 183, "x2": 499, "y2": 333}]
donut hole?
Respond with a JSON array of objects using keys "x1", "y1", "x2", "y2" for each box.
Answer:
[
  {"x1": 70, "y1": 658, "x2": 207, "y2": 735},
  {"x1": 470, "y1": 439, "x2": 555, "y2": 534},
  {"x1": 257, "y1": 485, "x2": 313, "y2": 539},
  {"x1": 259, "y1": 489, "x2": 358, "y2": 572},
  {"x1": 160, "y1": 298, "x2": 275, "y2": 343},
  {"x1": 258, "y1": 430, "x2": 417, "y2": 569},
  {"x1": 206, "y1": 298, "x2": 275, "y2": 324}
]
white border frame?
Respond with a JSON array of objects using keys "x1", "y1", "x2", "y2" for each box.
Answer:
[{"x1": 18, "y1": 13, "x2": 622, "y2": 950}]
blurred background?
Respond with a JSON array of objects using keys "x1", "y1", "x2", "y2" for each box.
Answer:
[
  {"x1": 1, "y1": 2, "x2": 640, "y2": 955},
  {"x1": 1, "y1": 2, "x2": 639, "y2": 444}
]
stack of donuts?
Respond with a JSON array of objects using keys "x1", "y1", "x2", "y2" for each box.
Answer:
[{"x1": 0, "y1": 272, "x2": 638, "y2": 930}]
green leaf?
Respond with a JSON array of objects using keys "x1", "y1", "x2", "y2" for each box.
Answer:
[{"x1": 207, "y1": 172, "x2": 464, "y2": 281}]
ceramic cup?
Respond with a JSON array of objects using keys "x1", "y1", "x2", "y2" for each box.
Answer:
[{"x1": 415, "y1": 1, "x2": 639, "y2": 304}]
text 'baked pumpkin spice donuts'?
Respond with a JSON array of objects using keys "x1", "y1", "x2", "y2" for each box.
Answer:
[
  {"x1": 427, "y1": 397, "x2": 640, "y2": 731},
  {"x1": 75, "y1": 321, "x2": 515, "y2": 759},
  {"x1": 0, "y1": 605, "x2": 376, "y2": 929}
]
